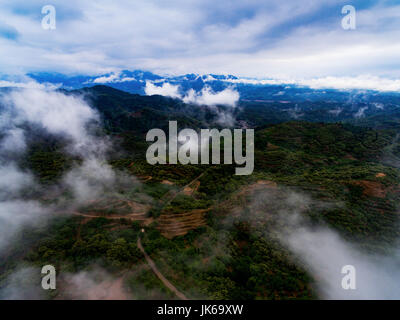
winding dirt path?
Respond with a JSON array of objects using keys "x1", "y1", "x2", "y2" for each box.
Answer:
[
  {"x1": 137, "y1": 236, "x2": 188, "y2": 300},
  {"x1": 69, "y1": 171, "x2": 209, "y2": 299}
]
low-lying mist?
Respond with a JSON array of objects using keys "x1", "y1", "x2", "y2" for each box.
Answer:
[
  {"x1": 246, "y1": 188, "x2": 400, "y2": 299},
  {"x1": 0, "y1": 85, "x2": 139, "y2": 299}
]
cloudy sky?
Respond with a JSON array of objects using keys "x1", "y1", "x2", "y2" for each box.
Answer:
[{"x1": 0, "y1": 0, "x2": 399, "y2": 80}]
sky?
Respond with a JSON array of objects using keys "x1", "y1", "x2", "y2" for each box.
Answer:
[{"x1": 0, "y1": 0, "x2": 400, "y2": 81}]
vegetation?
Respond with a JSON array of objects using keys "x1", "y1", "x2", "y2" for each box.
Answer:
[{"x1": 2, "y1": 86, "x2": 400, "y2": 300}]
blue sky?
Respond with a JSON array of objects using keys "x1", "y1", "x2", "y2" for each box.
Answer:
[{"x1": 0, "y1": 0, "x2": 400, "y2": 82}]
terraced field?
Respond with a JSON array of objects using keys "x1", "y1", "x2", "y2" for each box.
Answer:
[{"x1": 156, "y1": 209, "x2": 209, "y2": 238}]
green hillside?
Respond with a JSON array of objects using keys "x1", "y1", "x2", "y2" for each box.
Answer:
[{"x1": 1, "y1": 87, "x2": 400, "y2": 300}]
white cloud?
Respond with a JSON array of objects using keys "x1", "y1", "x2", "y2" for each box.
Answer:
[
  {"x1": 92, "y1": 73, "x2": 122, "y2": 84},
  {"x1": 354, "y1": 106, "x2": 368, "y2": 118},
  {"x1": 0, "y1": 80, "x2": 58, "y2": 90},
  {"x1": 0, "y1": 267, "x2": 45, "y2": 300},
  {"x1": 0, "y1": 84, "x2": 146, "y2": 300},
  {"x1": 284, "y1": 217, "x2": 400, "y2": 299},
  {"x1": 0, "y1": 200, "x2": 49, "y2": 252},
  {"x1": 144, "y1": 81, "x2": 182, "y2": 98},
  {"x1": 145, "y1": 81, "x2": 240, "y2": 107},
  {"x1": 227, "y1": 75, "x2": 400, "y2": 92},
  {"x1": 183, "y1": 86, "x2": 239, "y2": 107},
  {"x1": 144, "y1": 81, "x2": 239, "y2": 125},
  {"x1": 0, "y1": 85, "x2": 114, "y2": 254},
  {"x1": 0, "y1": 128, "x2": 26, "y2": 153},
  {"x1": 0, "y1": 1, "x2": 399, "y2": 80},
  {"x1": 0, "y1": 164, "x2": 33, "y2": 194},
  {"x1": 57, "y1": 267, "x2": 129, "y2": 300},
  {"x1": 63, "y1": 158, "x2": 117, "y2": 203},
  {"x1": 251, "y1": 190, "x2": 400, "y2": 300},
  {"x1": 2, "y1": 88, "x2": 101, "y2": 156}
]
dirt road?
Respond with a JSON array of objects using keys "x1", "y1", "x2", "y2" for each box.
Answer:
[{"x1": 137, "y1": 236, "x2": 188, "y2": 300}]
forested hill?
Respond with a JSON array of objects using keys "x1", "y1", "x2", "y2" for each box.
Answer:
[{"x1": 1, "y1": 84, "x2": 400, "y2": 300}]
